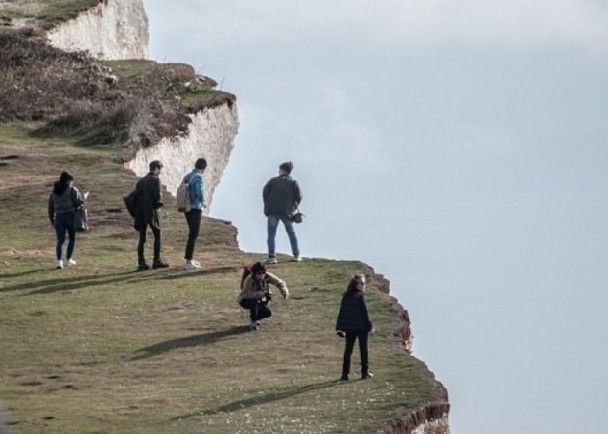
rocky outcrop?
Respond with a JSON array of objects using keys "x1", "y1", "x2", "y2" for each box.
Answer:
[
  {"x1": 47, "y1": 0, "x2": 148, "y2": 60},
  {"x1": 124, "y1": 103, "x2": 240, "y2": 215}
]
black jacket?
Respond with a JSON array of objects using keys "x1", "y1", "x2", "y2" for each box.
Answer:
[
  {"x1": 262, "y1": 174, "x2": 302, "y2": 217},
  {"x1": 133, "y1": 172, "x2": 162, "y2": 230},
  {"x1": 336, "y1": 293, "x2": 373, "y2": 333}
]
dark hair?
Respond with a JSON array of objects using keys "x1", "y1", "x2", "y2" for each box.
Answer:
[
  {"x1": 344, "y1": 274, "x2": 366, "y2": 296},
  {"x1": 195, "y1": 158, "x2": 208, "y2": 170},
  {"x1": 251, "y1": 262, "x2": 267, "y2": 275},
  {"x1": 149, "y1": 160, "x2": 163, "y2": 171},
  {"x1": 59, "y1": 171, "x2": 73, "y2": 185},
  {"x1": 279, "y1": 161, "x2": 293, "y2": 175}
]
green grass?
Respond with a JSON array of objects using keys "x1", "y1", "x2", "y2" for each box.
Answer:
[
  {"x1": 0, "y1": 123, "x2": 446, "y2": 433},
  {"x1": 0, "y1": 0, "x2": 100, "y2": 30}
]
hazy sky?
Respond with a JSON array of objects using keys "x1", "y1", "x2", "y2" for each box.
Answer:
[{"x1": 144, "y1": 1, "x2": 608, "y2": 433}]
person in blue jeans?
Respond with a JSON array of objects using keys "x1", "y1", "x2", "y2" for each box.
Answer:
[
  {"x1": 182, "y1": 157, "x2": 207, "y2": 270},
  {"x1": 336, "y1": 274, "x2": 375, "y2": 380},
  {"x1": 262, "y1": 161, "x2": 302, "y2": 264},
  {"x1": 48, "y1": 171, "x2": 88, "y2": 269}
]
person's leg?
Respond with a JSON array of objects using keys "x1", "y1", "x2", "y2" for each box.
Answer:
[
  {"x1": 359, "y1": 331, "x2": 371, "y2": 378},
  {"x1": 342, "y1": 332, "x2": 357, "y2": 379},
  {"x1": 137, "y1": 225, "x2": 147, "y2": 264},
  {"x1": 55, "y1": 215, "x2": 66, "y2": 261},
  {"x1": 66, "y1": 214, "x2": 77, "y2": 260},
  {"x1": 280, "y1": 215, "x2": 300, "y2": 258},
  {"x1": 258, "y1": 304, "x2": 272, "y2": 320},
  {"x1": 152, "y1": 226, "x2": 162, "y2": 263},
  {"x1": 184, "y1": 209, "x2": 202, "y2": 260},
  {"x1": 266, "y1": 215, "x2": 280, "y2": 260}
]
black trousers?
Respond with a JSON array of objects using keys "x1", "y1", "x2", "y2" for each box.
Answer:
[
  {"x1": 342, "y1": 331, "x2": 369, "y2": 376},
  {"x1": 239, "y1": 299, "x2": 272, "y2": 322},
  {"x1": 184, "y1": 209, "x2": 202, "y2": 260},
  {"x1": 138, "y1": 224, "x2": 161, "y2": 264}
]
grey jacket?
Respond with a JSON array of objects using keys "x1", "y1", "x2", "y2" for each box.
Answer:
[
  {"x1": 48, "y1": 185, "x2": 84, "y2": 223},
  {"x1": 262, "y1": 174, "x2": 302, "y2": 217}
]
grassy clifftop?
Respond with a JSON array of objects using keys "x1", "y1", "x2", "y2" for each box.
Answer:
[
  {"x1": 0, "y1": 123, "x2": 447, "y2": 433},
  {"x1": 0, "y1": 13, "x2": 448, "y2": 431}
]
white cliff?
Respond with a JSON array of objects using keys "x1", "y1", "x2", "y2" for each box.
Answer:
[
  {"x1": 47, "y1": 0, "x2": 148, "y2": 60},
  {"x1": 44, "y1": 0, "x2": 239, "y2": 213},
  {"x1": 124, "y1": 103, "x2": 240, "y2": 215}
]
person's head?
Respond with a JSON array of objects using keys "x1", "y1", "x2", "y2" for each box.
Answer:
[
  {"x1": 279, "y1": 161, "x2": 293, "y2": 175},
  {"x1": 149, "y1": 160, "x2": 163, "y2": 174},
  {"x1": 58, "y1": 171, "x2": 74, "y2": 187},
  {"x1": 195, "y1": 158, "x2": 207, "y2": 171},
  {"x1": 251, "y1": 262, "x2": 267, "y2": 280},
  {"x1": 345, "y1": 274, "x2": 366, "y2": 295}
]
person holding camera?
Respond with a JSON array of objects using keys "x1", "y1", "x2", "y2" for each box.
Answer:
[
  {"x1": 262, "y1": 161, "x2": 302, "y2": 264},
  {"x1": 237, "y1": 262, "x2": 289, "y2": 330},
  {"x1": 336, "y1": 274, "x2": 375, "y2": 380}
]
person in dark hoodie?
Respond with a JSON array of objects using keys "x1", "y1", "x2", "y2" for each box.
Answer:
[
  {"x1": 48, "y1": 171, "x2": 88, "y2": 269},
  {"x1": 133, "y1": 160, "x2": 168, "y2": 271},
  {"x1": 336, "y1": 274, "x2": 375, "y2": 380}
]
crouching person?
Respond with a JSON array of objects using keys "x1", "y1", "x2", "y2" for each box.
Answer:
[{"x1": 237, "y1": 262, "x2": 289, "y2": 330}]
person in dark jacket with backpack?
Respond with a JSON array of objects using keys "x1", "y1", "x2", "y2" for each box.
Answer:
[
  {"x1": 48, "y1": 171, "x2": 88, "y2": 269},
  {"x1": 182, "y1": 158, "x2": 207, "y2": 270},
  {"x1": 262, "y1": 161, "x2": 302, "y2": 264},
  {"x1": 336, "y1": 274, "x2": 375, "y2": 380},
  {"x1": 133, "y1": 160, "x2": 168, "y2": 271}
]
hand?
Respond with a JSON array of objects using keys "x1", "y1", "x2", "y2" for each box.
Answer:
[
  {"x1": 336, "y1": 331, "x2": 345, "y2": 338},
  {"x1": 83, "y1": 191, "x2": 90, "y2": 200},
  {"x1": 283, "y1": 293, "x2": 289, "y2": 301},
  {"x1": 370, "y1": 328, "x2": 376, "y2": 336}
]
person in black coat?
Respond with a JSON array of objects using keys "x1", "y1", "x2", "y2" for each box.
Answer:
[
  {"x1": 133, "y1": 160, "x2": 168, "y2": 270},
  {"x1": 336, "y1": 274, "x2": 375, "y2": 380}
]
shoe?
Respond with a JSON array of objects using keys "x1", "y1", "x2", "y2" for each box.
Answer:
[
  {"x1": 152, "y1": 260, "x2": 169, "y2": 269},
  {"x1": 183, "y1": 260, "x2": 201, "y2": 270},
  {"x1": 264, "y1": 257, "x2": 277, "y2": 265},
  {"x1": 56, "y1": 259, "x2": 64, "y2": 269},
  {"x1": 137, "y1": 262, "x2": 150, "y2": 271},
  {"x1": 250, "y1": 321, "x2": 259, "y2": 330},
  {"x1": 361, "y1": 372, "x2": 374, "y2": 380},
  {"x1": 191, "y1": 259, "x2": 201, "y2": 267},
  {"x1": 340, "y1": 374, "x2": 349, "y2": 381},
  {"x1": 293, "y1": 256, "x2": 302, "y2": 262},
  {"x1": 66, "y1": 258, "x2": 77, "y2": 266}
]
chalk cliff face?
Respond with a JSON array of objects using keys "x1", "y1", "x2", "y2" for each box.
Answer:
[
  {"x1": 47, "y1": 0, "x2": 149, "y2": 60},
  {"x1": 124, "y1": 103, "x2": 240, "y2": 215},
  {"x1": 46, "y1": 0, "x2": 239, "y2": 213}
]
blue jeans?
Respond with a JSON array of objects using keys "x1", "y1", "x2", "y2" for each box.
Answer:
[
  {"x1": 55, "y1": 211, "x2": 76, "y2": 260},
  {"x1": 267, "y1": 214, "x2": 300, "y2": 258}
]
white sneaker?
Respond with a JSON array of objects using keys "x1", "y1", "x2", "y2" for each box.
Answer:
[
  {"x1": 294, "y1": 256, "x2": 302, "y2": 262},
  {"x1": 264, "y1": 257, "x2": 277, "y2": 265},
  {"x1": 191, "y1": 259, "x2": 201, "y2": 267},
  {"x1": 66, "y1": 259, "x2": 77, "y2": 266},
  {"x1": 183, "y1": 260, "x2": 201, "y2": 270},
  {"x1": 56, "y1": 259, "x2": 64, "y2": 269}
]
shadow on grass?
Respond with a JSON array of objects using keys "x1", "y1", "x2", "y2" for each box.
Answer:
[
  {"x1": 0, "y1": 268, "x2": 48, "y2": 279},
  {"x1": 155, "y1": 266, "x2": 238, "y2": 280},
  {"x1": 2, "y1": 270, "x2": 155, "y2": 295},
  {"x1": 131, "y1": 325, "x2": 251, "y2": 361},
  {"x1": 172, "y1": 380, "x2": 340, "y2": 420}
]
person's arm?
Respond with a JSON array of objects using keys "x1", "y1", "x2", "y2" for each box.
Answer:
[
  {"x1": 265, "y1": 272, "x2": 289, "y2": 299},
  {"x1": 71, "y1": 187, "x2": 84, "y2": 208},
  {"x1": 293, "y1": 180, "x2": 302, "y2": 206},
  {"x1": 262, "y1": 180, "x2": 271, "y2": 203},
  {"x1": 360, "y1": 296, "x2": 373, "y2": 332},
  {"x1": 48, "y1": 193, "x2": 55, "y2": 224},
  {"x1": 153, "y1": 178, "x2": 162, "y2": 209}
]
